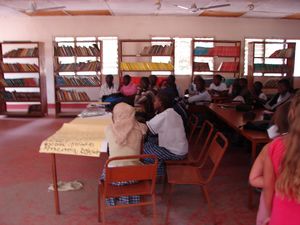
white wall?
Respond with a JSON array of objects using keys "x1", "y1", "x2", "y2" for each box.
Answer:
[{"x1": 1, "y1": 16, "x2": 300, "y2": 104}]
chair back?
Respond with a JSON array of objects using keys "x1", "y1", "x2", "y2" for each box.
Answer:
[
  {"x1": 104, "y1": 154, "x2": 158, "y2": 194},
  {"x1": 187, "y1": 114, "x2": 199, "y2": 143},
  {"x1": 201, "y1": 131, "x2": 228, "y2": 184},
  {"x1": 189, "y1": 120, "x2": 214, "y2": 162}
]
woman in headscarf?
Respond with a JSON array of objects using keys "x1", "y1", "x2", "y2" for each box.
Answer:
[{"x1": 101, "y1": 102, "x2": 147, "y2": 205}]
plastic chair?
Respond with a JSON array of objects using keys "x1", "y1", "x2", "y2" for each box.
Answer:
[
  {"x1": 98, "y1": 154, "x2": 158, "y2": 225},
  {"x1": 165, "y1": 132, "x2": 228, "y2": 224}
]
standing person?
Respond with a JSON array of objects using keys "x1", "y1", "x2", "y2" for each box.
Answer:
[
  {"x1": 187, "y1": 76, "x2": 211, "y2": 105},
  {"x1": 100, "y1": 102, "x2": 147, "y2": 205},
  {"x1": 263, "y1": 91, "x2": 300, "y2": 225},
  {"x1": 143, "y1": 91, "x2": 188, "y2": 176},
  {"x1": 208, "y1": 74, "x2": 228, "y2": 96},
  {"x1": 99, "y1": 74, "x2": 118, "y2": 101},
  {"x1": 119, "y1": 74, "x2": 138, "y2": 97}
]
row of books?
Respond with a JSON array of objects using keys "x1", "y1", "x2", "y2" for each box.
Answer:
[
  {"x1": 3, "y1": 48, "x2": 38, "y2": 57},
  {"x1": 56, "y1": 76, "x2": 101, "y2": 86},
  {"x1": 0, "y1": 91, "x2": 40, "y2": 101},
  {"x1": 54, "y1": 44, "x2": 101, "y2": 57},
  {"x1": 269, "y1": 48, "x2": 294, "y2": 58},
  {"x1": 0, "y1": 63, "x2": 39, "y2": 72},
  {"x1": 57, "y1": 61, "x2": 101, "y2": 71},
  {"x1": 0, "y1": 78, "x2": 37, "y2": 87},
  {"x1": 56, "y1": 90, "x2": 90, "y2": 102},
  {"x1": 254, "y1": 64, "x2": 288, "y2": 73},
  {"x1": 193, "y1": 62, "x2": 239, "y2": 72},
  {"x1": 140, "y1": 45, "x2": 173, "y2": 56},
  {"x1": 120, "y1": 62, "x2": 174, "y2": 71},
  {"x1": 194, "y1": 46, "x2": 240, "y2": 57}
]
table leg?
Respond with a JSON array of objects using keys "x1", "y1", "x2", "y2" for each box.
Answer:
[{"x1": 51, "y1": 154, "x2": 61, "y2": 214}]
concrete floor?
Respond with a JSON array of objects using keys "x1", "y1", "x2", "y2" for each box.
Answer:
[{"x1": 0, "y1": 116, "x2": 258, "y2": 225}]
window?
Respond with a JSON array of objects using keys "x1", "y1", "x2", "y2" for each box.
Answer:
[
  {"x1": 287, "y1": 39, "x2": 300, "y2": 77},
  {"x1": 98, "y1": 37, "x2": 118, "y2": 75},
  {"x1": 244, "y1": 38, "x2": 299, "y2": 77}
]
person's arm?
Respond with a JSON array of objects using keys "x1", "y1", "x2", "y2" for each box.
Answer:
[
  {"x1": 249, "y1": 144, "x2": 269, "y2": 188},
  {"x1": 263, "y1": 153, "x2": 276, "y2": 215}
]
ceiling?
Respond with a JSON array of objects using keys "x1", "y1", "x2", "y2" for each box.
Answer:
[{"x1": 0, "y1": 0, "x2": 299, "y2": 19}]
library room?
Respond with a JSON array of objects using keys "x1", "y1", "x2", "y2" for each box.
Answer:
[{"x1": 0, "y1": 0, "x2": 300, "y2": 225}]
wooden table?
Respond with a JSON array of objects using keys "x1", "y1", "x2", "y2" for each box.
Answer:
[
  {"x1": 206, "y1": 103, "x2": 270, "y2": 208},
  {"x1": 40, "y1": 115, "x2": 111, "y2": 214}
]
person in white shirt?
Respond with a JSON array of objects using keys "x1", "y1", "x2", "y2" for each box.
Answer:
[
  {"x1": 99, "y1": 74, "x2": 118, "y2": 101},
  {"x1": 188, "y1": 76, "x2": 211, "y2": 105},
  {"x1": 208, "y1": 74, "x2": 228, "y2": 96},
  {"x1": 144, "y1": 91, "x2": 188, "y2": 176},
  {"x1": 264, "y1": 78, "x2": 292, "y2": 111}
]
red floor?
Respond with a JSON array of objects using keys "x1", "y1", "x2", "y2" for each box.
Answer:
[{"x1": 0, "y1": 116, "x2": 258, "y2": 225}]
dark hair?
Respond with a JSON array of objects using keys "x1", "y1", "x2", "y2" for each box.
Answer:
[
  {"x1": 215, "y1": 74, "x2": 223, "y2": 81},
  {"x1": 123, "y1": 74, "x2": 131, "y2": 81},
  {"x1": 149, "y1": 75, "x2": 157, "y2": 86},
  {"x1": 278, "y1": 78, "x2": 291, "y2": 89},
  {"x1": 156, "y1": 91, "x2": 173, "y2": 109},
  {"x1": 140, "y1": 76, "x2": 150, "y2": 89},
  {"x1": 167, "y1": 75, "x2": 176, "y2": 84},
  {"x1": 106, "y1": 74, "x2": 113, "y2": 80},
  {"x1": 273, "y1": 100, "x2": 291, "y2": 134},
  {"x1": 254, "y1": 81, "x2": 263, "y2": 90}
]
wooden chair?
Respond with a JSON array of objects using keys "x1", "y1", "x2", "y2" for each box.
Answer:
[
  {"x1": 187, "y1": 113, "x2": 199, "y2": 144},
  {"x1": 166, "y1": 120, "x2": 214, "y2": 166},
  {"x1": 98, "y1": 154, "x2": 158, "y2": 225},
  {"x1": 165, "y1": 132, "x2": 229, "y2": 224}
]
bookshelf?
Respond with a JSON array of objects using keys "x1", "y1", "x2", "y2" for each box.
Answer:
[
  {"x1": 53, "y1": 37, "x2": 103, "y2": 117},
  {"x1": 192, "y1": 39, "x2": 241, "y2": 80},
  {"x1": 247, "y1": 41, "x2": 296, "y2": 87},
  {"x1": 0, "y1": 41, "x2": 47, "y2": 117},
  {"x1": 118, "y1": 39, "x2": 175, "y2": 80}
]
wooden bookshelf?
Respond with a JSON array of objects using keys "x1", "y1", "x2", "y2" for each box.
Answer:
[
  {"x1": 192, "y1": 39, "x2": 241, "y2": 80},
  {"x1": 53, "y1": 38, "x2": 103, "y2": 117},
  {"x1": 118, "y1": 39, "x2": 175, "y2": 80},
  {"x1": 247, "y1": 41, "x2": 296, "y2": 87},
  {"x1": 0, "y1": 41, "x2": 47, "y2": 117}
]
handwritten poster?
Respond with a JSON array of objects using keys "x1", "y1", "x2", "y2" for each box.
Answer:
[{"x1": 39, "y1": 117, "x2": 110, "y2": 157}]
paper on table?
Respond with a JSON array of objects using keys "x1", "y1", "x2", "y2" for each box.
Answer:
[{"x1": 39, "y1": 123, "x2": 107, "y2": 157}]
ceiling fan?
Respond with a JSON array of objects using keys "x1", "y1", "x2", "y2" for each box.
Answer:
[
  {"x1": 0, "y1": 0, "x2": 66, "y2": 14},
  {"x1": 174, "y1": 2, "x2": 231, "y2": 13}
]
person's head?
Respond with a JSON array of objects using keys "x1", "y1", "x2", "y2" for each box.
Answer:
[
  {"x1": 153, "y1": 91, "x2": 173, "y2": 113},
  {"x1": 193, "y1": 76, "x2": 202, "y2": 85},
  {"x1": 111, "y1": 102, "x2": 136, "y2": 146},
  {"x1": 105, "y1": 74, "x2": 114, "y2": 86},
  {"x1": 239, "y1": 78, "x2": 248, "y2": 89},
  {"x1": 276, "y1": 91, "x2": 300, "y2": 201},
  {"x1": 123, "y1": 75, "x2": 131, "y2": 86},
  {"x1": 253, "y1": 81, "x2": 263, "y2": 94},
  {"x1": 140, "y1": 77, "x2": 150, "y2": 90},
  {"x1": 277, "y1": 78, "x2": 290, "y2": 95},
  {"x1": 195, "y1": 76, "x2": 205, "y2": 92},
  {"x1": 149, "y1": 75, "x2": 157, "y2": 87},
  {"x1": 213, "y1": 74, "x2": 223, "y2": 86},
  {"x1": 167, "y1": 75, "x2": 176, "y2": 87}
]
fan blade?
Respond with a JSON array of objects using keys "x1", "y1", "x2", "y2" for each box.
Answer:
[
  {"x1": 34, "y1": 6, "x2": 66, "y2": 12},
  {"x1": 199, "y1": 3, "x2": 231, "y2": 10},
  {"x1": 174, "y1": 4, "x2": 189, "y2": 10}
]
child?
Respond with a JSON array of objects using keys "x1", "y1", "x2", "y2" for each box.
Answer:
[
  {"x1": 101, "y1": 102, "x2": 147, "y2": 205},
  {"x1": 99, "y1": 74, "x2": 118, "y2": 101},
  {"x1": 149, "y1": 75, "x2": 158, "y2": 94},
  {"x1": 187, "y1": 76, "x2": 211, "y2": 105},
  {"x1": 208, "y1": 74, "x2": 228, "y2": 96},
  {"x1": 119, "y1": 74, "x2": 138, "y2": 97},
  {"x1": 143, "y1": 91, "x2": 188, "y2": 176},
  {"x1": 253, "y1": 81, "x2": 268, "y2": 102},
  {"x1": 263, "y1": 91, "x2": 300, "y2": 225}
]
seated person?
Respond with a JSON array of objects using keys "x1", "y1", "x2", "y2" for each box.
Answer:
[
  {"x1": 208, "y1": 74, "x2": 228, "y2": 96},
  {"x1": 187, "y1": 76, "x2": 211, "y2": 105},
  {"x1": 119, "y1": 74, "x2": 138, "y2": 97},
  {"x1": 143, "y1": 91, "x2": 188, "y2": 176},
  {"x1": 187, "y1": 76, "x2": 203, "y2": 95},
  {"x1": 161, "y1": 75, "x2": 180, "y2": 101},
  {"x1": 100, "y1": 102, "x2": 147, "y2": 205},
  {"x1": 264, "y1": 78, "x2": 292, "y2": 111},
  {"x1": 228, "y1": 78, "x2": 241, "y2": 98},
  {"x1": 99, "y1": 74, "x2": 119, "y2": 101},
  {"x1": 149, "y1": 75, "x2": 158, "y2": 94},
  {"x1": 232, "y1": 78, "x2": 252, "y2": 104},
  {"x1": 134, "y1": 76, "x2": 155, "y2": 120},
  {"x1": 250, "y1": 81, "x2": 268, "y2": 107}
]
